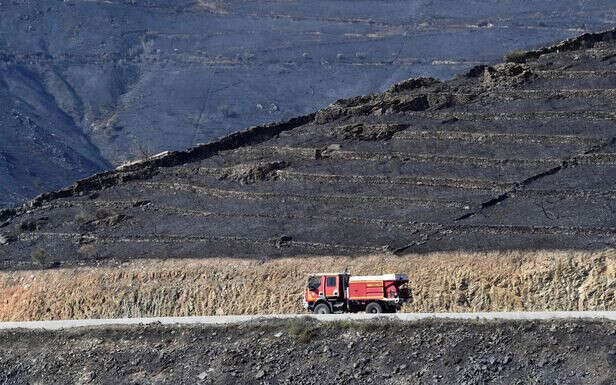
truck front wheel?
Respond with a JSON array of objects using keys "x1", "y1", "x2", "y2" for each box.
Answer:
[
  {"x1": 314, "y1": 303, "x2": 331, "y2": 314},
  {"x1": 365, "y1": 302, "x2": 383, "y2": 314}
]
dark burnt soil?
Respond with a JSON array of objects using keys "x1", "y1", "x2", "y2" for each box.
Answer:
[
  {"x1": 1, "y1": 319, "x2": 615, "y2": 385},
  {"x1": 2, "y1": 31, "x2": 616, "y2": 269},
  {"x1": 2, "y1": 0, "x2": 612, "y2": 207}
]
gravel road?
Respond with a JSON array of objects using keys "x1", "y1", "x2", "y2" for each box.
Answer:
[{"x1": 2, "y1": 311, "x2": 615, "y2": 331}]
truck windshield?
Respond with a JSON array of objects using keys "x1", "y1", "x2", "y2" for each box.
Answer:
[{"x1": 307, "y1": 276, "x2": 320, "y2": 291}]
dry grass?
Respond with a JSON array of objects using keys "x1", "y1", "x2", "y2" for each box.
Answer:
[{"x1": 1, "y1": 249, "x2": 615, "y2": 321}]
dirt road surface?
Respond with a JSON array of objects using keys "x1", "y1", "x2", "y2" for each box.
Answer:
[{"x1": 1, "y1": 311, "x2": 615, "y2": 331}]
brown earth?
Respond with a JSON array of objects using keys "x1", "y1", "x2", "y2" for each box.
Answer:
[
  {"x1": 1, "y1": 318, "x2": 615, "y2": 384},
  {"x1": 2, "y1": 249, "x2": 614, "y2": 321}
]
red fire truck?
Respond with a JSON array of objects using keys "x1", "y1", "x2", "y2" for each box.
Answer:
[{"x1": 303, "y1": 272, "x2": 410, "y2": 314}]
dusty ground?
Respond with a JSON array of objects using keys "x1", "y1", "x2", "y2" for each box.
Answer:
[
  {"x1": 1, "y1": 318, "x2": 615, "y2": 384},
  {"x1": 2, "y1": 250, "x2": 614, "y2": 321}
]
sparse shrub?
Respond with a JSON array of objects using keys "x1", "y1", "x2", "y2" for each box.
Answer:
[
  {"x1": 329, "y1": 320, "x2": 354, "y2": 330},
  {"x1": 287, "y1": 317, "x2": 318, "y2": 343},
  {"x1": 74, "y1": 210, "x2": 90, "y2": 224},
  {"x1": 503, "y1": 50, "x2": 527, "y2": 63},
  {"x1": 19, "y1": 217, "x2": 48, "y2": 232},
  {"x1": 358, "y1": 322, "x2": 378, "y2": 333},
  {"x1": 31, "y1": 249, "x2": 47, "y2": 267},
  {"x1": 78, "y1": 243, "x2": 98, "y2": 259},
  {"x1": 95, "y1": 208, "x2": 111, "y2": 220},
  {"x1": 19, "y1": 220, "x2": 37, "y2": 232}
]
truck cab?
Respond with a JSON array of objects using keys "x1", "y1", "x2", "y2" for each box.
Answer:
[
  {"x1": 303, "y1": 272, "x2": 410, "y2": 314},
  {"x1": 304, "y1": 273, "x2": 349, "y2": 314}
]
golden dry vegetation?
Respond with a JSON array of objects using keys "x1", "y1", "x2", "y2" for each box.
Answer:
[{"x1": 1, "y1": 249, "x2": 615, "y2": 321}]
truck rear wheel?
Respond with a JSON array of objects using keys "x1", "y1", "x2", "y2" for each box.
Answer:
[
  {"x1": 314, "y1": 303, "x2": 331, "y2": 314},
  {"x1": 365, "y1": 302, "x2": 383, "y2": 314}
]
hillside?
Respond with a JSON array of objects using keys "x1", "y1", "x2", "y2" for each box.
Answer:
[
  {"x1": 2, "y1": 30, "x2": 616, "y2": 320},
  {"x1": 2, "y1": 29, "x2": 616, "y2": 267},
  {"x1": 1, "y1": 319, "x2": 615, "y2": 384},
  {"x1": 1, "y1": 0, "x2": 614, "y2": 207}
]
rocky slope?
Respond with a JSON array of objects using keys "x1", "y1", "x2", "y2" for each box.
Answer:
[
  {"x1": 1, "y1": 318, "x2": 615, "y2": 384},
  {"x1": 2, "y1": 30, "x2": 616, "y2": 269},
  {"x1": 1, "y1": 0, "x2": 614, "y2": 207}
]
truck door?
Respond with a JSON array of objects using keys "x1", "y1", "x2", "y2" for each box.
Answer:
[{"x1": 324, "y1": 275, "x2": 340, "y2": 298}]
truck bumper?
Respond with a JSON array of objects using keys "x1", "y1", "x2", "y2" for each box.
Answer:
[
  {"x1": 384, "y1": 297, "x2": 410, "y2": 308},
  {"x1": 382, "y1": 298, "x2": 402, "y2": 308},
  {"x1": 386, "y1": 297, "x2": 402, "y2": 303}
]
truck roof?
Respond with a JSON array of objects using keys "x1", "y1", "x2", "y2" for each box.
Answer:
[{"x1": 349, "y1": 274, "x2": 408, "y2": 282}]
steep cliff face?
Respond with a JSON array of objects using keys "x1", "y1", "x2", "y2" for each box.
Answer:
[{"x1": 1, "y1": 0, "x2": 613, "y2": 207}]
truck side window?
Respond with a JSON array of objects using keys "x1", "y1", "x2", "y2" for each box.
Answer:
[{"x1": 326, "y1": 276, "x2": 337, "y2": 287}]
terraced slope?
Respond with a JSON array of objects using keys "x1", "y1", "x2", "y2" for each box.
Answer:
[
  {"x1": 5, "y1": 0, "x2": 609, "y2": 208},
  {"x1": 2, "y1": 30, "x2": 616, "y2": 270}
]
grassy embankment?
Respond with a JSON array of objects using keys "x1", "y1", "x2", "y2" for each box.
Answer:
[{"x1": 1, "y1": 250, "x2": 614, "y2": 321}]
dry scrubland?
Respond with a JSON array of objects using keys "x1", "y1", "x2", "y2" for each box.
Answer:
[{"x1": 1, "y1": 250, "x2": 614, "y2": 321}]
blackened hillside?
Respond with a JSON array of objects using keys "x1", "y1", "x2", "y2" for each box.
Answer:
[
  {"x1": 1, "y1": 30, "x2": 616, "y2": 269},
  {"x1": 1, "y1": 0, "x2": 613, "y2": 207}
]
